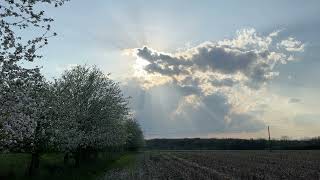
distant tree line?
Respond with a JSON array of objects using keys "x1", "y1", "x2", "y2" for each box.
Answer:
[
  {"x1": 146, "y1": 137, "x2": 320, "y2": 150},
  {"x1": 0, "y1": 0, "x2": 144, "y2": 176}
]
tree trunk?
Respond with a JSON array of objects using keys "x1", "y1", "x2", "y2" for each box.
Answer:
[
  {"x1": 28, "y1": 152, "x2": 40, "y2": 176},
  {"x1": 64, "y1": 152, "x2": 69, "y2": 165},
  {"x1": 75, "y1": 151, "x2": 80, "y2": 167}
]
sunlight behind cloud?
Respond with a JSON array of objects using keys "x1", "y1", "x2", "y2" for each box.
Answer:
[
  {"x1": 133, "y1": 57, "x2": 150, "y2": 78},
  {"x1": 121, "y1": 28, "x2": 313, "y2": 138}
]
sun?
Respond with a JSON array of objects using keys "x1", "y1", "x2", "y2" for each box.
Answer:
[{"x1": 133, "y1": 57, "x2": 150, "y2": 78}]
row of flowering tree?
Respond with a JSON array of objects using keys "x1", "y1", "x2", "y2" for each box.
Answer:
[
  {"x1": 0, "y1": 0, "x2": 144, "y2": 175},
  {"x1": 1, "y1": 64, "x2": 144, "y2": 174}
]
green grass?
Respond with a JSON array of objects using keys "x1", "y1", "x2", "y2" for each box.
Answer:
[
  {"x1": 0, "y1": 153, "x2": 30, "y2": 179},
  {"x1": 108, "y1": 153, "x2": 137, "y2": 169},
  {"x1": 0, "y1": 152, "x2": 138, "y2": 180}
]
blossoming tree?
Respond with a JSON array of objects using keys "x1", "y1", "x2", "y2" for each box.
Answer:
[
  {"x1": 0, "y1": 0, "x2": 68, "y2": 175},
  {"x1": 51, "y1": 65, "x2": 130, "y2": 166}
]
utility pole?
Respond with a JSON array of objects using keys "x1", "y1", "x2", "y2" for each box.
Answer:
[{"x1": 268, "y1": 126, "x2": 272, "y2": 152}]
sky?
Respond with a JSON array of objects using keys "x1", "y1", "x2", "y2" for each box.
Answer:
[{"x1": 31, "y1": 0, "x2": 320, "y2": 139}]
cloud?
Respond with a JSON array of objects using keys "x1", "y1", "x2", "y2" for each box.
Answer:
[
  {"x1": 122, "y1": 80, "x2": 265, "y2": 137},
  {"x1": 289, "y1": 98, "x2": 301, "y2": 103},
  {"x1": 227, "y1": 113, "x2": 265, "y2": 132},
  {"x1": 278, "y1": 37, "x2": 305, "y2": 52},
  {"x1": 132, "y1": 28, "x2": 303, "y2": 92},
  {"x1": 122, "y1": 28, "x2": 305, "y2": 138},
  {"x1": 174, "y1": 93, "x2": 265, "y2": 133}
]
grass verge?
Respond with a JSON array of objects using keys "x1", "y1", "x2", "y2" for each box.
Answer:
[{"x1": 0, "y1": 152, "x2": 137, "y2": 180}]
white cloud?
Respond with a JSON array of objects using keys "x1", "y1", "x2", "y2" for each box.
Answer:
[
  {"x1": 278, "y1": 37, "x2": 305, "y2": 52},
  {"x1": 130, "y1": 28, "x2": 303, "y2": 92},
  {"x1": 122, "y1": 28, "x2": 306, "y2": 137}
]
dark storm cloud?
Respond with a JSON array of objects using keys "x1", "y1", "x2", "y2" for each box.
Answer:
[
  {"x1": 135, "y1": 44, "x2": 279, "y2": 89},
  {"x1": 137, "y1": 47, "x2": 192, "y2": 75},
  {"x1": 137, "y1": 45, "x2": 258, "y2": 74},
  {"x1": 134, "y1": 29, "x2": 304, "y2": 91},
  {"x1": 192, "y1": 46, "x2": 257, "y2": 74}
]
